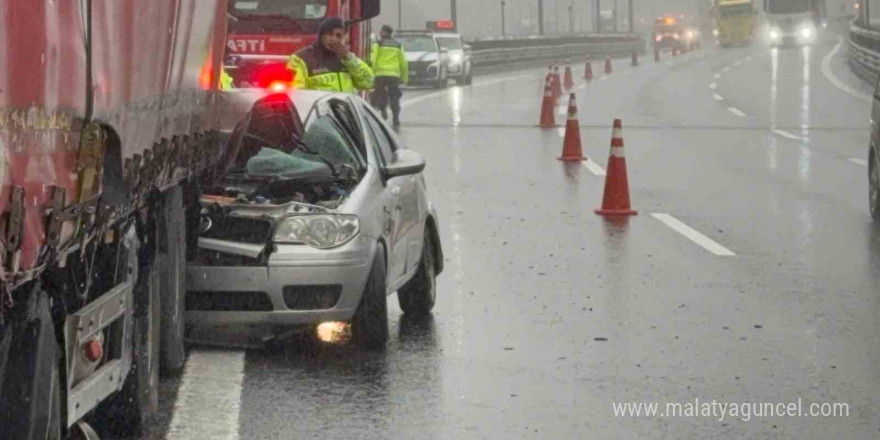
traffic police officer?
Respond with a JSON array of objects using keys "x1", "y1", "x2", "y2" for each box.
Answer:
[
  {"x1": 370, "y1": 25, "x2": 409, "y2": 126},
  {"x1": 287, "y1": 17, "x2": 374, "y2": 93}
]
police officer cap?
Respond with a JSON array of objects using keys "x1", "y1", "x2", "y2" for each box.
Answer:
[{"x1": 381, "y1": 25, "x2": 393, "y2": 34}]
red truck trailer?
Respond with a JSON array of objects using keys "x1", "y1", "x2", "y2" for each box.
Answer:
[
  {"x1": 224, "y1": 0, "x2": 379, "y2": 88},
  {"x1": 0, "y1": 1, "x2": 229, "y2": 439}
]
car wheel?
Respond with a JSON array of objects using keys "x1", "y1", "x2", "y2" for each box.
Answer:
[
  {"x1": 465, "y1": 70, "x2": 473, "y2": 85},
  {"x1": 870, "y1": 148, "x2": 880, "y2": 222},
  {"x1": 397, "y1": 234, "x2": 437, "y2": 316},
  {"x1": 351, "y1": 245, "x2": 389, "y2": 349}
]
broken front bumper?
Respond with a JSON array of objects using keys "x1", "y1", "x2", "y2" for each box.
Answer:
[{"x1": 185, "y1": 235, "x2": 377, "y2": 342}]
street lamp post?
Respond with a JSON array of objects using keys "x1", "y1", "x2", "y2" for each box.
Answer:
[
  {"x1": 398, "y1": 0, "x2": 402, "y2": 29},
  {"x1": 451, "y1": 0, "x2": 457, "y2": 29},
  {"x1": 538, "y1": 0, "x2": 544, "y2": 35},
  {"x1": 569, "y1": 5, "x2": 574, "y2": 33},
  {"x1": 501, "y1": 0, "x2": 507, "y2": 36},
  {"x1": 627, "y1": 0, "x2": 634, "y2": 33},
  {"x1": 595, "y1": 0, "x2": 601, "y2": 33}
]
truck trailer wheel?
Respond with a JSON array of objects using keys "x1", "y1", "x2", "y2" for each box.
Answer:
[
  {"x1": 159, "y1": 186, "x2": 187, "y2": 375},
  {"x1": 0, "y1": 285, "x2": 62, "y2": 440},
  {"x1": 100, "y1": 232, "x2": 160, "y2": 437}
]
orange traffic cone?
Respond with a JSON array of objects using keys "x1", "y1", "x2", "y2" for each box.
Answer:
[
  {"x1": 557, "y1": 94, "x2": 587, "y2": 162},
  {"x1": 595, "y1": 119, "x2": 638, "y2": 216},
  {"x1": 604, "y1": 56, "x2": 613, "y2": 74},
  {"x1": 584, "y1": 58, "x2": 594, "y2": 81},
  {"x1": 564, "y1": 64, "x2": 574, "y2": 90},
  {"x1": 538, "y1": 76, "x2": 556, "y2": 128},
  {"x1": 631, "y1": 52, "x2": 639, "y2": 67}
]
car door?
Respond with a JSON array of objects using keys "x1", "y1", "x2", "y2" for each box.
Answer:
[{"x1": 357, "y1": 103, "x2": 418, "y2": 288}]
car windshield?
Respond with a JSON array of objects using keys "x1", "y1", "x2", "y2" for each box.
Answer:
[
  {"x1": 766, "y1": 0, "x2": 811, "y2": 14},
  {"x1": 437, "y1": 37, "x2": 463, "y2": 50},
  {"x1": 719, "y1": 4, "x2": 753, "y2": 17},
  {"x1": 243, "y1": 115, "x2": 359, "y2": 178},
  {"x1": 229, "y1": 0, "x2": 328, "y2": 19},
  {"x1": 399, "y1": 36, "x2": 437, "y2": 52}
]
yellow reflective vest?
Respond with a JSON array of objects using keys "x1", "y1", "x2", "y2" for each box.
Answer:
[
  {"x1": 287, "y1": 44, "x2": 374, "y2": 93},
  {"x1": 370, "y1": 39, "x2": 409, "y2": 84}
]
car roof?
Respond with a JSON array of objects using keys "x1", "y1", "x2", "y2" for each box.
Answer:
[
  {"x1": 397, "y1": 30, "x2": 461, "y2": 38},
  {"x1": 218, "y1": 88, "x2": 349, "y2": 130}
]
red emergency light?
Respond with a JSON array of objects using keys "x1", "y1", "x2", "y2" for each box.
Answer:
[
  {"x1": 427, "y1": 20, "x2": 456, "y2": 31},
  {"x1": 253, "y1": 63, "x2": 294, "y2": 90}
]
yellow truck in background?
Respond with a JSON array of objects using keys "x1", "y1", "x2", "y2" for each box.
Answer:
[{"x1": 716, "y1": 0, "x2": 756, "y2": 47}]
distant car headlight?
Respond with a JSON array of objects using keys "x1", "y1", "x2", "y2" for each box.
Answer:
[
  {"x1": 655, "y1": 35, "x2": 662, "y2": 42},
  {"x1": 712, "y1": 29, "x2": 719, "y2": 37},
  {"x1": 769, "y1": 29, "x2": 781, "y2": 40},
  {"x1": 799, "y1": 25, "x2": 815, "y2": 39},
  {"x1": 274, "y1": 214, "x2": 359, "y2": 249},
  {"x1": 450, "y1": 53, "x2": 463, "y2": 64},
  {"x1": 686, "y1": 30, "x2": 695, "y2": 39}
]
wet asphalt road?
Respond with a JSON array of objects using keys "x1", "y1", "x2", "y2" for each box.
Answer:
[{"x1": 131, "y1": 33, "x2": 879, "y2": 440}]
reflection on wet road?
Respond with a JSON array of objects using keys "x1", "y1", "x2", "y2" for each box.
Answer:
[{"x1": 136, "y1": 33, "x2": 880, "y2": 440}]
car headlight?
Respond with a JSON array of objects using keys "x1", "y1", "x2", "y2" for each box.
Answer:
[
  {"x1": 769, "y1": 29, "x2": 781, "y2": 40},
  {"x1": 712, "y1": 29, "x2": 719, "y2": 37},
  {"x1": 274, "y1": 214, "x2": 359, "y2": 249},
  {"x1": 450, "y1": 53, "x2": 462, "y2": 64},
  {"x1": 686, "y1": 31, "x2": 695, "y2": 39},
  {"x1": 799, "y1": 25, "x2": 815, "y2": 39}
]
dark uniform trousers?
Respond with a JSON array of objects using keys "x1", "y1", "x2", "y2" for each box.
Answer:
[{"x1": 372, "y1": 77, "x2": 402, "y2": 119}]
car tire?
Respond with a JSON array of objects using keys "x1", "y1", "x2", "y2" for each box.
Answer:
[
  {"x1": 159, "y1": 186, "x2": 187, "y2": 376},
  {"x1": 870, "y1": 148, "x2": 880, "y2": 222},
  {"x1": 397, "y1": 233, "x2": 437, "y2": 316},
  {"x1": 465, "y1": 70, "x2": 473, "y2": 85},
  {"x1": 351, "y1": 245, "x2": 389, "y2": 349},
  {"x1": 100, "y1": 233, "x2": 160, "y2": 437}
]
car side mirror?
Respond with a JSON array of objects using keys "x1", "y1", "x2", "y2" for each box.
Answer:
[{"x1": 384, "y1": 149, "x2": 426, "y2": 179}]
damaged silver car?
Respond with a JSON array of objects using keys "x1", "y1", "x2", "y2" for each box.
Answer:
[{"x1": 186, "y1": 90, "x2": 443, "y2": 348}]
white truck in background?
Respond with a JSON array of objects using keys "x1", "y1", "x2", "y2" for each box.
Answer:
[{"x1": 761, "y1": 0, "x2": 827, "y2": 45}]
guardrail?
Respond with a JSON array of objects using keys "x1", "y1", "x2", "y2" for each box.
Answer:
[
  {"x1": 465, "y1": 33, "x2": 645, "y2": 72},
  {"x1": 848, "y1": 20, "x2": 880, "y2": 83}
]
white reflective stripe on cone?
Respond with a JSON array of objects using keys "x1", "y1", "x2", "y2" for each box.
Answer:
[{"x1": 611, "y1": 146, "x2": 626, "y2": 158}]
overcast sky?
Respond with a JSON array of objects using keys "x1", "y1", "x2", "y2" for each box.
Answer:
[{"x1": 374, "y1": 0, "x2": 857, "y2": 38}]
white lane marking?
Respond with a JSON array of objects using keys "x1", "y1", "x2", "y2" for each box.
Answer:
[
  {"x1": 582, "y1": 159, "x2": 607, "y2": 176},
  {"x1": 578, "y1": 83, "x2": 589, "y2": 90},
  {"x1": 821, "y1": 35, "x2": 872, "y2": 103},
  {"x1": 600, "y1": 76, "x2": 608, "y2": 81},
  {"x1": 849, "y1": 158, "x2": 869, "y2": 166},
  {"x1": 557, "y1": 127, "x2": 567, "y2": 137},
  {"x1": 746, "y1": 56, "x2": 753, "y2": 61},
  {"x1": 558, "y1": 107, "x2": 568, "y2": 116},
  {"x1": 714, "y1": 73, "x2": 721, "y2": 79},
  {"x1": 652, "y1": 213, "x2": 736, "y2": 257},
  {"x1": 166, "y1": 350, "x2": 246, "y2": 440},
  {"x1": 773, "y1": 129, "x2": 802, "y2": 140},
  {"x1": 722, "y1": 66, "x2": 731, "y2": 73},
  {"x1": 709, "y1": 82, "x2": 717, "y2": 89},
  {"x1": 727, "y1": 107, "x2": 746, "y2": 117},
  {"x1": 734, "y1": 61, "x2": 742, "y2": 66},
  {"x1": 713, "y1": 93, "x2": 724, "y2": 101}
]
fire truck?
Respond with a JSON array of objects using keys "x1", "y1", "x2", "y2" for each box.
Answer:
[
  {"x1": 0, "y1": 1, "x2": 230, "y2": 439},
  {"x1": 224, "y1": 0, "x2": 380, "y2": 89}
]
